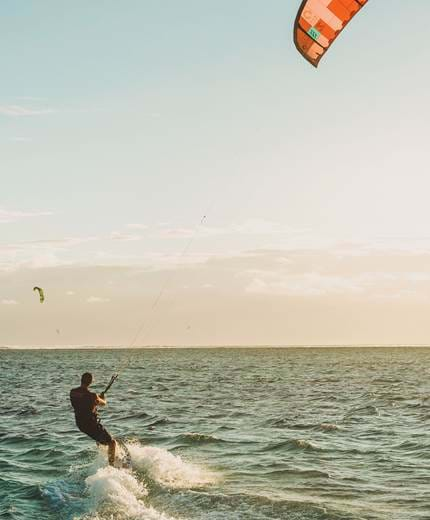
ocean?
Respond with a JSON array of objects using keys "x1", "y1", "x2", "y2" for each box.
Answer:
[{"x1": 1, "y1": 347, "x2": 429, "y2": 519}]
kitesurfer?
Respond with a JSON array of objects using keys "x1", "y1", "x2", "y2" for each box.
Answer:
[{"x1": 70, "y1": 372, "x2": 116, "y2": 465}]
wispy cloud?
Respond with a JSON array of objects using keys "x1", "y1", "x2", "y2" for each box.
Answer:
[
  {"x1": 1, "y1": 299, "x2": 18, "y2": 305},
  {"x1": 154, "y1": 219, "x2": 309, "y2": 240},
  {"x1": 240, "y1": 248, "x2": 430, "y2": 300},
  {"x1": 127, "y1": 224, "x2": 149, "y2": 231},
  {"x1": 87, "y1": 296, "x2": 110, "y2": 304},
  {"x1": 9, "y1": 137, "x2": 32, "y2": 143},
  {"x1": 15, "y1": 96, "x2": 48, "y2": 101},
  {"x1": 0, "y1": 104, "x2": 54, "y2": 117},
  {"x1": 231, "y1": 219, "x2": 309, "y2": 236},
  {"x1": 0, "y1": 208, "x2": 53, "y2": 224},
  {"x1": 245, "y1": 270, "x2": 365, "y2": 297},
  {"x1": 158, "y1": 227, "x2": 198, "y2": 238},
  {"x1": 110, "y1": 231, "x2": 141, "y2": 242},
  {"x1": 25, "y1": 236, "x2": 98, "y2": 248}
]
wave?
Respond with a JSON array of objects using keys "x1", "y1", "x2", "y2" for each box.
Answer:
[
  {"x1": 117, "y1": 411, "x2": 150, "y2": 421},
  {"x1": 16, "y1": 407, "x2": 38, "y2": 416},
  {"x1": 319, "y1": 423, "x2": 340, "y2": 431},
  {"x1": 263, "y1": 438, "x2": 321, "y2": 452},
  {"x1": 16, "y1": 446, "x2": 65, "y2": 460},
  {"x1": 269, "y1": 419, "x2": 341, "y2": 432},
  {"x1": 147, "y1": 418, "x2": 172, "y2": 428},
  {"x1": 265, "y1": 468, "x2": 330, "y2": 479},
  {"x1": 393, "y1": 440, "x2": 430, "y2": 453},
  {"x1": 344, "y1": 405, "x2": 379, "y2": 419},
  {"x1": 127, "y1": 442, "x2": 218, "y2": 488},
  {"x1": 176, "y1": 432, "x2": 224, "y2": 445},
  {"x1": 270, "y1": 418, "x2": 316, "y2": 429},
  {"x1": 153, "y1": 489, "x2": 349, "y2": 520},
  {"x1": 42, "y1": 479, "x2": 84, "y2": 515},
  {"x1": 293, "y1": 439, "x2": 320, "y2": 450}
]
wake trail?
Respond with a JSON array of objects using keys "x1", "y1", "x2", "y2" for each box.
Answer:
[{"x1": 52, "y1": 441, "x2": 219, "y2": 519}]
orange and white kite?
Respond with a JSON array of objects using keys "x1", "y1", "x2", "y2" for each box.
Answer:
[{"x1": 294, "y1": 0, "x2": 368, "y2": 67}]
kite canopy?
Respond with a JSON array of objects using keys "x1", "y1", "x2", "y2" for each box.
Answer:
[
  {"x1": 33, "y1": 286, "x2": 45, "y2": 303},
  {"x1": 294, "y1": 0, "x2": 368, "y2": 67}
]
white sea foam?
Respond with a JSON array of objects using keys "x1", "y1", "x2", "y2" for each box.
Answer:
[
  {"x1": 294, "y1": 439, "x2": 319, "y2": 450},
  {"x1": 83, "y1": 465, "x2": 176, "y2": 520},
  {"x1": 320, "y1": 423, "x2": 340, "y2": 431},
  {"x1": 76, "y1": 441, "x2": 215, "y2": 519},
  {"x1": 127, "y1": 442, "x2": 217, "y2": 489}
]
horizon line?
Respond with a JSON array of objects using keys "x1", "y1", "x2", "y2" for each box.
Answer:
[{"x1": 2, "y1": 344, "x2": 430, "y2": 350}]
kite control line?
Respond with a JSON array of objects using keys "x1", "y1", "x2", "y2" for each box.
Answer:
[
  {"x1": 114, "y1": 213, "x2": 210, "y2": 378},
  {"x1": 102, "y1": 374, "x2": 118, "y2": 395}
]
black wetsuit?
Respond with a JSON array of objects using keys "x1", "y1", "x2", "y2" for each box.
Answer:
[{"x1": 69, "y1": 386, "x2": 113, "y2": 445}]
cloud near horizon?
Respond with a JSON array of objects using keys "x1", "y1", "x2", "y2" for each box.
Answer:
[
  {"x1": 0, "y1": 208, "x2": 53, "y2": 224},
  {"x1": 3, "y1": 244, "x2": 430, "y2": 345},
  {"x1": 0, "y1": 104, "x2": 54, "y2": 117},
  {"x1": 87, "y1": 296, "x2": 111, "y2": 304},
  {"x1": 4, "y1": 235, "x2": 430, "y2": 289}
]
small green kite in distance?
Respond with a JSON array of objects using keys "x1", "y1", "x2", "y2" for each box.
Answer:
[{"x1": 33, "y1": 286, "x2": 45, "y2": 303}]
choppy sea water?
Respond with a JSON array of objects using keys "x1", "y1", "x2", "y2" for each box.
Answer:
[{"x1": 1, "y1": 347, "x2": 430, "y2": 520}]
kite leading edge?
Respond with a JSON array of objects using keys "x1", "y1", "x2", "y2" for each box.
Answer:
[
  {"x1": 33, "y1": 286, "x2": 45, "y2": 303},
  {"x1": 294, "y1": 0, "x2": 368, "y2": 67}
]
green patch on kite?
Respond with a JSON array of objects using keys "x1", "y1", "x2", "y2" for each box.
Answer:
[{"x1": 307, "y1": 27, "x2": 320, "y2": 41}]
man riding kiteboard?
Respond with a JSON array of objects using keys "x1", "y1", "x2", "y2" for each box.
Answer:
[{"x1": 70, "y1": 372, "x2": 116, "y2": 465}]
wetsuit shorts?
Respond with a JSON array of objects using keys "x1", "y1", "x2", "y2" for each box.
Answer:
[{"x1": 77, "y1": 420, "x2": 113, "y2": 445}]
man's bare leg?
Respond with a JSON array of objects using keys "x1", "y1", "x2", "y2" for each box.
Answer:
[{"x1": 108, "y1": 439, "x2": 116, "y2": 466}]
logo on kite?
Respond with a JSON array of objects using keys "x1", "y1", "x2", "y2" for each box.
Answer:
[
  {"x1": 294, "y1": 0, "x2": 368, "y2": 67},
  {"x1": 33, "y1": 286, "x2": 45, "y2": 303}
]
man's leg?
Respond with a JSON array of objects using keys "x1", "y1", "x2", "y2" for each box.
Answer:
[{"x1": 108, "y1": 439, "x2": 116, "y2": 466}]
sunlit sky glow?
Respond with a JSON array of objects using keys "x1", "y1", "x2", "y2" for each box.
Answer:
[{"x1": 2, "y1": 1, "x2": 430, "y2": 346}]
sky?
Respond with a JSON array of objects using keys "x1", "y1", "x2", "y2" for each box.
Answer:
[{"x1": 2, "y1": 1, "x2": 430, "y2": 346}]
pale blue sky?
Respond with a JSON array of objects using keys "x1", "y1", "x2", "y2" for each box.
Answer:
[{"x1": 2, "y1": 2, "x2": 430, "y2": 345}]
